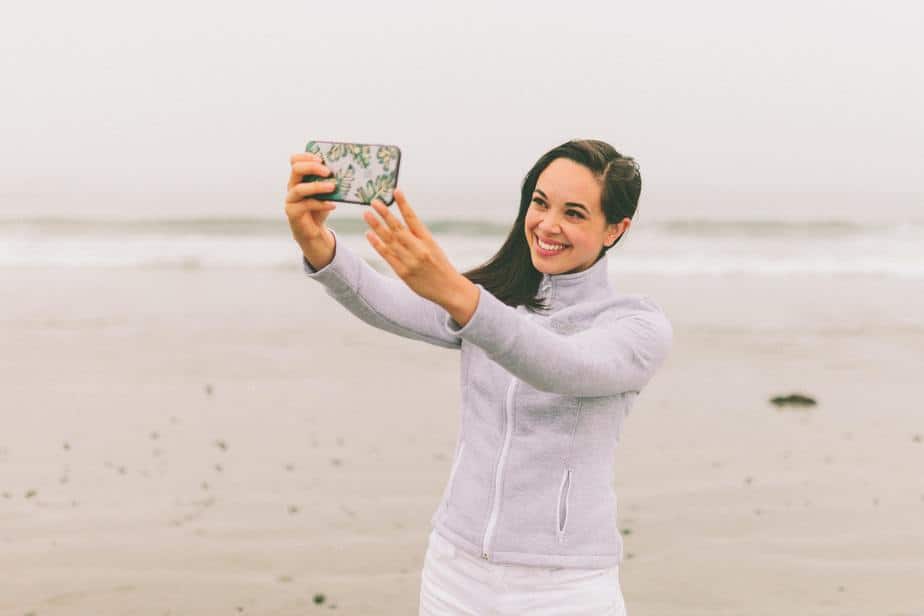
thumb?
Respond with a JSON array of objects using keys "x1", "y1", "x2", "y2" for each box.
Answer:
[{"x1": 314, "y1": 201, "x2": 336, "y2": 225}]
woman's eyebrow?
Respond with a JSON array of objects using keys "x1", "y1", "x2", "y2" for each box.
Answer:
[{"x1": 534, "y1": 188, "x2": 590, "y2": 214}]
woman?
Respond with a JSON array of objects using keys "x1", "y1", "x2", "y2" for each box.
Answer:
[{"x1": 286, "y1": 139, "x2": 673, "y2": 615}]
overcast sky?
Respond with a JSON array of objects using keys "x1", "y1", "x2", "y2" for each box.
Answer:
[{"x1": 1, "y1": 0, "x2": 921, "y2": 221}]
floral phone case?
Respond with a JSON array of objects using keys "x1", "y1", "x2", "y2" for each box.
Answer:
[{"x1": 302, "y1": 140, "x2": 402, "y2": 206}]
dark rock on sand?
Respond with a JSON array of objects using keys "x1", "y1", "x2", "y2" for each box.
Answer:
[{"x1": 769, "y1": 393, "x2": 817, "y2": 408}]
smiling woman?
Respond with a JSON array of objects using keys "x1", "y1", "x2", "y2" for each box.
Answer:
[
  {"x1": 294, "y1": 139, "x2": 669, "y2": 616},
  {"x1": 463, "y1": 139, "x2": 642, "y2": 313}
]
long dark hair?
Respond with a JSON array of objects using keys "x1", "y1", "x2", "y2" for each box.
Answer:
[{"x1": 461, "y1": 139, "x2": 641, "y2": 312}]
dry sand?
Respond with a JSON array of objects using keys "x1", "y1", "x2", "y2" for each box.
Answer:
[{"x1": 1, "y1": 266, "x2": 923, "y2": 615}]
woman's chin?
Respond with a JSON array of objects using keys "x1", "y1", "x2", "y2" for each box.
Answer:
[{"x1": 531, "y1": 255, "x2": 567, "y2": 275}]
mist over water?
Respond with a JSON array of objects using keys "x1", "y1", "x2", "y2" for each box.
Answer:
[{"x1": 1, "y1": 1, "x2": 920, "y2": 277}]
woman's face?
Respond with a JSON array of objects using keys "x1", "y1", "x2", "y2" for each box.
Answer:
[{"x1": 524, "y1": 157, "x2": 628, "y2": 275}]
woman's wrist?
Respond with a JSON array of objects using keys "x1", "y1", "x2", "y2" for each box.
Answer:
[{"x1": 301, "y1": 227, "x2": 335, "y2": 270}]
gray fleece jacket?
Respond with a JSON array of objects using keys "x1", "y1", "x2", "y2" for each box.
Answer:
[{"x1": 303, "y1": 226, "x2": 673, "y2": 569}]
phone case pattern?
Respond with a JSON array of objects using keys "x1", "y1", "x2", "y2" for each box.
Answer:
[{"x1": 304, "y1": 141, "x2": 401, "y2": 205}]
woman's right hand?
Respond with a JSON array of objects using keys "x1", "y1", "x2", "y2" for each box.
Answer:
[{"x1": 285, "y1": 152, "x2": 338, "y2": 248}]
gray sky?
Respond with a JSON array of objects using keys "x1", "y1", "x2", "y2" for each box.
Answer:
[{"x1": 1, "y1": 0, "x2": 921, "y2": 221}]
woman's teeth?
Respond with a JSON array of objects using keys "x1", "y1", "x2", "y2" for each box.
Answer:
[{"x1": 536, "y1": 235, "x2": 568, "y2": 251}]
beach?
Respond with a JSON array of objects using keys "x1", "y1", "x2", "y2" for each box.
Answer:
[{"x1": 2, "y1": 265, "x2": 923, "y2": 615}]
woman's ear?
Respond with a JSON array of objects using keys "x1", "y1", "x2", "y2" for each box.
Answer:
[{"x1": 605, "y1": 218, "x2": 630, "y2": 247}]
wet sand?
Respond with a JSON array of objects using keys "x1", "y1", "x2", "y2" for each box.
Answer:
[{"x1": 1, "y1": 266, "x2": 923, "y2": 615}]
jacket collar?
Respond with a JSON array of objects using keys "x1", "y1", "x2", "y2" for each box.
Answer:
[{"x1": 536, "y1": 254, "x2": 611, "y2": 312}]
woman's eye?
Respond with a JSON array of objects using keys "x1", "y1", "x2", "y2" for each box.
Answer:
[{"x1": 531, "y1": 198, "x2": 584, "y2": 219}]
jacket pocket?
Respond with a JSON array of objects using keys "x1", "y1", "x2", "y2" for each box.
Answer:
[
  {"x1": 444, "y1": 440, "x2": 466, "y2": 510},
  {"x1": 556, "y1": 467, "x2": 573, "y2": 543}
]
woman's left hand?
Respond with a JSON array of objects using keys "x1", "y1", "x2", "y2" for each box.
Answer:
[{"x1": 362, "y1": 188, "x2": 463, "y2": 306}]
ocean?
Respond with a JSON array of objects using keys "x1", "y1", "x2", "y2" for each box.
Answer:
[{"x1": 1, "y1": 215, "x2": 922, "y2": 278}]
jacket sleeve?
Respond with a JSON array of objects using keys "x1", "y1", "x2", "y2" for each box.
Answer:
[
  {"x1": 443, "y1": 284, "x2": 672, "y2": 396},
  {"x1": 303, "y1": 226, "x2": 462, "y2": 350}
]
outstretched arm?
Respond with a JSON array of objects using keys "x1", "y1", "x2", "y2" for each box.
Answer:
[
  {"x1": 354, "y1": 190, "x2": 672, "y2": 395},
  {"x1": 442, "y1": 283, "x2": 673, "y2": 397},
  {"x1": 304, "y1": 226, "x2": 461, "y2": 349}
]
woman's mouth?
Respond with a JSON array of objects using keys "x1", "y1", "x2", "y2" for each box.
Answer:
[{"x1": 534, "y1": 234, "x2": 570, "y2": 257}]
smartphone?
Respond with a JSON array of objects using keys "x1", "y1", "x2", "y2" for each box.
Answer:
[{"x1": 302, "y1": 140, "x2": 402, "y2": 206}]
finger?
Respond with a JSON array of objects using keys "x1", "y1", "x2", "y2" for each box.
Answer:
[
  {"x1": 286, "y1": 180, "x2": 336, "y2": 203},
  {"x1": 369, "y1": 198, "x2": 407, "y2": 234},
  {"x1": 392, "y1": 188, "x2": 429, "y2": 238},
  {"x1": 288, "y1": 160, "x2": 331, "y2": 190},
  {"x1": 285, "y1": 198, "x2": 337, "y2": 221},
  {"x1": 365, "y1": 229, "x2": 408, "y2": 276},
  {"x1": 364, "y1": 206, "x2": 414, "y2": 262},
  {"x1": 290, "y1": 152, "x2": 321, "y2": 165},
  {"x1": 286, "y1": 180, "x2": 337, "y2": 203}
]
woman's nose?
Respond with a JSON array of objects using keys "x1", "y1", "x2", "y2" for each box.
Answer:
[{"x1": 538, "y1": 217, "x2": 565, "y2": 233}]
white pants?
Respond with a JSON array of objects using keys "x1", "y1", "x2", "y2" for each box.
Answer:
[{"x1": 419, "y1": 528, "x2": 628, "y2": 615}]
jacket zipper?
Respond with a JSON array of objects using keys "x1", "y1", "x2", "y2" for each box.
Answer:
[{"x1": 481, "y1": 375, "x2": 517, "y2": 560}]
